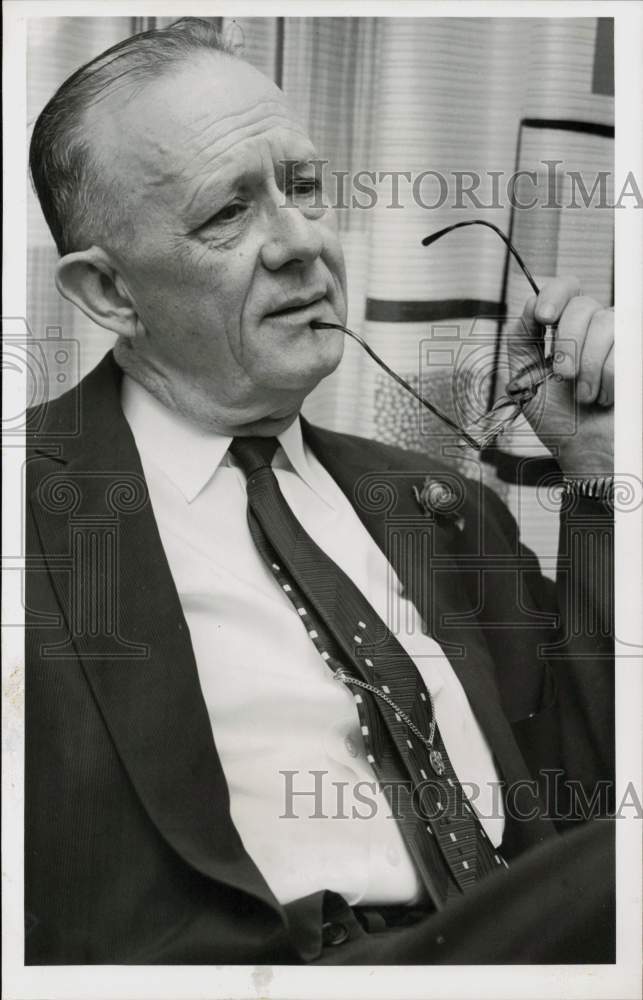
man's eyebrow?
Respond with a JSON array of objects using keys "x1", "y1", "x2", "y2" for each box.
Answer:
[
  {"x1": 181, "y1": 141, "x2": 314, "y2": 225},
  {"x1": 181, "y1": 148, "x2": 319, "y2": 231}
]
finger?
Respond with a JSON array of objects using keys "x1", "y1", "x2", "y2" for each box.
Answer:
[
  {"x1": 598, "y1": 343, "x2": 614, "y2": 407},
  {"x1": 507, "y1": 295, "x2": 543, "y2": 380},
  {"x1": 533, "y1": 276, "x2": 582, "y2": 326},
  {"x1": 577, "y1": 308, "x2": 614, "y2": 404},
  {"x1": 553, "y1": 295, "x2": 602, "y2": 381},
  {"x1": 515, "y1": 294, "x2": 540, "y2": 337}
]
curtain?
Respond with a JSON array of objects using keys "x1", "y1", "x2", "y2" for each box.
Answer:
[{"x1": 27, "y1": 16, "x2": 614, "y2": 563}]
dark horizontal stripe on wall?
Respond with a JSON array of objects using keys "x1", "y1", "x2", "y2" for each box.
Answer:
[
  {"x1": 365, "y1": 299, "x2": 506, "y2": 324},
  {"x1": 521, "y1": 117, "x2": 614, "y2": 140}
]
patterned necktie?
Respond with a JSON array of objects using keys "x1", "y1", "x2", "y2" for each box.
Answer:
[{"x1": 230, "y1": 435, "x2": 508, "y2": 909}]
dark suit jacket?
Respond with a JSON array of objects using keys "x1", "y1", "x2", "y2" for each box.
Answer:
[{"x1": 25, "y1": 351, "x2": 614, "y2": 964}]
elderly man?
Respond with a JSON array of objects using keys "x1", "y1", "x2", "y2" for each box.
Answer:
[{"x1": 26, "y1": 18, "x2": 614, "y2": 965}]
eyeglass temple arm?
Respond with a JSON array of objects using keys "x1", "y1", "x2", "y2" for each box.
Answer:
[
  {"x1": 422, "y1": 219, "x2": 553, "y2": 392},
  {"x1": 421, "y1": 219, "x2": 541, "y2": 296},
  {"x1": 312, "y1": 321, "x2": 482, "y2": 449}
]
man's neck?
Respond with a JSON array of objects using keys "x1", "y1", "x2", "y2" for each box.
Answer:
[{"x1": 113, "y1": 343, "x2": 303, "y2": 438}]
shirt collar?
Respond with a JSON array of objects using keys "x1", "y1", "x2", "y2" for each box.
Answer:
[{"x1": 121, "y1": 375, "x2": 332, "y2": 506}]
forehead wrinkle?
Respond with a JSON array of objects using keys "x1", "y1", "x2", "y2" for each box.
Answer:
[
  {"x1": 177, "y1": 108, "x2": 310, "y2": 183},
  {"x1": 187, "y1": 98, "x2": 301, "y2": 152},
  {"x1": 128, "y1": 100, "x2": 311, "y2": 204},
  {"x1": 184, "y1": 114, "x2": 309, "y2": 170},
  {"x1": 179, "y1": 117, "x2": 312, "y2": 189}
]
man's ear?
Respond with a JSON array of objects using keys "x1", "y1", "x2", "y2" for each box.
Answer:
[{"x1": 55, "y1": 246, "x2": 142, "y2": 338}]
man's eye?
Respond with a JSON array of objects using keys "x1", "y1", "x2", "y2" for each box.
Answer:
[{"x1": 208, "y1": 202, "x2": 246, "y2": 225}]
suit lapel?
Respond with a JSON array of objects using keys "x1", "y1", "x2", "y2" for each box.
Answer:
[{"x1": 29, "y1": 354, "x2": 284, "y2": 919}]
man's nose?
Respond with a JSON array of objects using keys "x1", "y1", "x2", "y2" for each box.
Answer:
[{"x1": 260, "y1": 200, "x2": 323, "y2": 271}]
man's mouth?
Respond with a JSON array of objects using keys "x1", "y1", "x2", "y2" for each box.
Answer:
[{"x1": 265, "y1": 292, "x2": 326, "y2": 319}]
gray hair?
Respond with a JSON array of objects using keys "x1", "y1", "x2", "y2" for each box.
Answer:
[{"x1": 29, "y1": 17, "x2": 236, "y2": 255}]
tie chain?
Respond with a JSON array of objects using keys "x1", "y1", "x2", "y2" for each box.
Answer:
[{"x1": 334, "y1": 666, "x2": 445, "y2": 777}]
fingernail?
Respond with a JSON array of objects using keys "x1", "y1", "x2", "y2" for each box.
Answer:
[
  {"x1": 598, "y1": 389, "x2": 609, "y2": 406},
  {"x1": 577, "y1": 380, "x2": 592, "y2": 402}
]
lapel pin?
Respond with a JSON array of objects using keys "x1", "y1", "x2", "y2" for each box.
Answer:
[{"x1": 412, "y1": 476, "x2": 465, "y2": 531}]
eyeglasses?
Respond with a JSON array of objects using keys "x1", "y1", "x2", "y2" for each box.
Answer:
[{"x1": 313, "y1": 219, "x2": 556, "y2": 451}]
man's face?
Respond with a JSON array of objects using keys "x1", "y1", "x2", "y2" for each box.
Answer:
[{"x1": 95, "y1": 54, "x2": 347, "y2": 433}]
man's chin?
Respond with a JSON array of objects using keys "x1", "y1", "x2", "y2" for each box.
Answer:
[
  {"x1": 299, "y1": 329, "x2": 345, "y2": 382},
  {"x1": 274, "y1": 360, "x2": 341, "y2": 397},
  {"x1": 233, "y1": 410, "x2": 301, "y2": 437},
  {"x1": 259, "y1": 339, "x2": 344, "y2": 393}
]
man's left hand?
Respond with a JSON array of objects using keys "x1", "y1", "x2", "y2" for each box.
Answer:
[{"x1": 508, "y1": 277, "x2": 613, "y2": 477}]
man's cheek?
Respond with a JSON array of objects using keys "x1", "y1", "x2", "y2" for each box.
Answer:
[{"x1": 321, "y1": 233, "x2": 346, "y2": 282}]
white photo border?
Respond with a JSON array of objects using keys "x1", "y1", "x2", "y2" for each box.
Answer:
[{"x1": 3, "y1": 2, "x2": 641, "y2": 998}]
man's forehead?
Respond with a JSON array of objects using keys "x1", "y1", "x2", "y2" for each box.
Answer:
[{"x1": 93, "y1": 55, "x2": 314, "y2": 195}]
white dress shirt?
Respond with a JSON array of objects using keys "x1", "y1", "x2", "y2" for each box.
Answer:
[{"x1": 122, "y1": 376, "x2": 504, "y2": 906}]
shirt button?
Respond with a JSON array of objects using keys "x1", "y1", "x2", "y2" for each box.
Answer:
[
  {"x1": 386, "y1": 846, "x2": 400, "y2": 867},
  {"x1": 344, "y1": 736, "x2": 358, "y2": 758}
]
